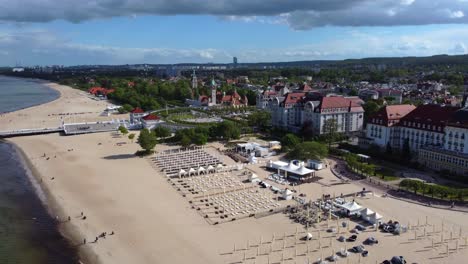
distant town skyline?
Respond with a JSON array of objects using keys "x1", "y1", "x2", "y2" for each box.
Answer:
[{"x1": 1, "y1": 0, "x2": 468, "y2": 66}]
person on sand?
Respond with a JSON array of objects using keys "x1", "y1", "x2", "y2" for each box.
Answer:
[
  {"x1": 94, "y1": 237, "x2": 98, "y2": 243},
  {"x1": 68, "y1": 216, "x2": 71, "y2": 221},
  {"x1": 110, "y1": 231, "x2": 114, "y2": 235},
  {"x1": 83, "y1": 238, "x2": 86, "y2": 244},
  {"x1": 82, "y1": 216, "x2": 87, "y2": 220}
]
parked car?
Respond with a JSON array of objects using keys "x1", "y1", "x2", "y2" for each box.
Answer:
[
  {"x1": 364, "y1": 237, "x2": 379, "y2": 245},
  {"x1": 347, "y1": 235, "x2": 358, "y2": 242},
  {"x1": 390, "y1": 256, "x2": 407, "y2": 264},
  {"x1": 337, "y1": 236, "x2": 346, "y2": 242},
  {"x1": 355, "y1": 224, "x2": 366, "y2": 231},
  {"x1": 350, "y1": 245, "x2": 365, "y2": 253}
]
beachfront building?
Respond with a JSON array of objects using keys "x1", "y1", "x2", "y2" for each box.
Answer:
[
  {"x1": 130, "y1": 107, "x2": 146, "y2": 123},
  {"x1": 267, "y1": 93, "x2": 364, "y2": 135},
  {"x1": 364, "y1": 105, "x2": 416, "y2": 148},
  {"x1": 364, "y1": 104, "x2": 468, "y2": 176},
  {"x1": 141, "y1": 114, "x2": 163, "y2": 130},
  {"x1": 268, "y1": 160, "x2": 315, "y2": 183},
  {"x1": 418, "y1": 107, "x2": 468, "y2": 176}
]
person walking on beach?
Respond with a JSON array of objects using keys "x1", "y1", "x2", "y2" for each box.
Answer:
[{"x1": 83, "y1": 238, "x2": 86, "y2": 245}]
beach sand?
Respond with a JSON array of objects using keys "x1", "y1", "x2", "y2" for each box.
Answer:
[{"x1": 3, "y1": 82, "x2": 468, "y2": 264}]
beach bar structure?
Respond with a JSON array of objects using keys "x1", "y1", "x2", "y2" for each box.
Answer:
[
  {"x1": 267, "y1": 160, "x2": 315, "y2": 183},
  {"x1": 337, "y1": 201, "x2": 363, "y2": 216}
]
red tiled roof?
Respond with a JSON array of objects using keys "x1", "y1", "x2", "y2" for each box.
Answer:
[
  {"x1": 368, "y1": 104, "x2": 416, "y2": 127},
  {"x1": 299, "y1": 83, "x2": 314, "y2": 92},
  {"x1": 398, "y1": 105, "x2": 460, "y2": 131},
  {"x1": 263, "y1": 91, "x2": 277, "y2": 96},
  {"x1": 142, "y1": 114, "x2": 160, "y2": 121},
  {"x1": 131, "y1": 107, "x2": 144, "y2": 114},
  {"x1": 283, "y1": 92, "x2": 306, "y2": 105},
  {"x1": 320, "y1": 97, "x2": 361, "y2": 109},
  {"x1": 88, "y1": 87, "x2": 114, "y2": 95}
]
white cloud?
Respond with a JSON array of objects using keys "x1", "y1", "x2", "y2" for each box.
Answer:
[
  {"x1": 1, "y1": 26, "x2": 468, "y2": 65},
  {"x1": 401, "y1": 0, "x2": 415, "y2": 6},
  {"x1": 449, "y1": 10, "x2": 465, "y2": 18},
  {"x1": 451, "y1": 42, "x2": 467, "y2": 53},
  {"x1": 0, "y1": 0, "x2": 467, "y2": 30}
]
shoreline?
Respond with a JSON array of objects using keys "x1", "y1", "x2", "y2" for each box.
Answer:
[
  {"x1": 11, "y1": 140, "x2": 99, "y2": 264},
  {"x1": 1, "y1": 78, "x2": 101, "y2": 263}
]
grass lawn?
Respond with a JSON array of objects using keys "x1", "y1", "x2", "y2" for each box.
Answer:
[
  {"x1": 374, "y1": 167, "x2": 400, "y2": 181},
  {"x1": 170, "y1": 113, "x2": 195, "y2": 120}
]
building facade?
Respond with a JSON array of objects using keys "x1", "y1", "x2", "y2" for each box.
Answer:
[
  {"x1": 365, "y1": 105, "x2": 416, "y2": 148},
  {"x1": 266, "y1": 93, "x2": 365, "y2": 135},
  {"x1": 364, "y1": 105, "x2": 468, "y2": 176}
]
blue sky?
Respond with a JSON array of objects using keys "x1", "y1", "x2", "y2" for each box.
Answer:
[{"x1": 0, "y1": 0, "x2": 467, "y2": 65}]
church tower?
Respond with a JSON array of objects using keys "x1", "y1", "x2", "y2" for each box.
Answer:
[
  {"x1": 191, "y1": 70, "x2": 198, "y2": 99},
  {"x1": 211, "y1": 77, "x2": 217, "y2": 106}
]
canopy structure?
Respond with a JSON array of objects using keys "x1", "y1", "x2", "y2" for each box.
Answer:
[
  {"x1": 268, "y1": 160, "x2": 315, "y2": 179},
  {"x1": 368, "y1": 212, "x2": 383, "y2": 224},
  {"x1": 248, "y1": 155, "x2": 258, "y2": 164},
  {"x1": 361, "y1": 208, "x2": 375, "y2": 216},
  {"x1": 198, "y1": 167, "x2": 206, "y2": 175},
  {"x1": 282, "y1": 189, "x2": 293, "y2": 200},
  {"x1": 207, "y1": 165, "x2": 215, "y2": 172},
  {"x1": 249, "y1": 173, "x2": 259, "y2": 182},
  {"x1": 188, "y1": 168, "x2": 196, "y2": 176},
  {"x1": 339, "y1": 201, "x2": 363, "y2": 215},
  {"x1": 178, "y1": 169, "x2": 187, "y2": 178}
]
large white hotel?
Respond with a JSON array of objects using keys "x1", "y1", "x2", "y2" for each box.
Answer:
[{"x1": 362, "y1": 104, "x2": 468, "y2": 176}]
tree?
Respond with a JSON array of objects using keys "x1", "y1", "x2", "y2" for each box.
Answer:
[
  {"x1": 180, "y1": 135, "x2": 191, "y2": 148},
  {"x1": 128, "y1": 133, "x2": 135, "y2": 143},
  {"x1": 215, "y1": 121, "x2": 240, "y2": 140},
  {"x1": 137, "y1": 128, "x2": 158, "y2": 154},
  {"x1": 118, "y1": 125, "x2": 129, "y2": 135},
  {"x1": 247, "y1": 111, "x2": 271, "y2": 131},
  {"x1": 363, "y1": 101, "x2": 381, "y2": 124},
  {"x1": 287, "y1": 141, "x2": 328, "y2": 161},
  {"x1": 154, "y1": 126, "x2": 171, "y2": 138},
  {"x1": 299, "y1": 121, "x2": 315, "y2": 140},
  {"x1": 322, "y1": 118, "x2": 339, "y2": 149},
  {"x1": 385, "y1": 142, "x2": 393, "y2": 155},
  {"x1": 402, "y1": 138, "x2": 412, "y2": 162},
  {"x1": 281, "y1": 133, "x2": 301, "y2": 151}
]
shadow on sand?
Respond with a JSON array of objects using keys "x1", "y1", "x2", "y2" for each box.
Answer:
[{"x1": 102, "y1": 154, "x2": 135, "y2": 160}]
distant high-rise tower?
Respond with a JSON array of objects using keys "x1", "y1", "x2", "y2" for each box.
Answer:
[
  {"x1": 233, "y1": 57, "x2": 238, "y2": 67},
  {"x1": 191, "y1": 70, "x2": 198, "y2": 99}
]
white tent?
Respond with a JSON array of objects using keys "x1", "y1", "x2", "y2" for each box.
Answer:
[
  {"x1": 207, "y1": 165, "x2": 215, "y2": 173},
  {"x1": 248, "y1": 155, "x2": 258, "y2": 164},
  {"x1": 216, "y1": 164, "x2": 224, "y2": 171},
  {"x1": 295, "y1": 163, "x2": 314, "y2": 175},
  {"x1": 178, "y1": 169, "x2": 187, "y2": 178},
  {"x1": 339, "y1": 201, "x2": 363, "y2": 215},
  {"x1": 249, "y1": 173, "x2": 259, "y2": 182},
  {"x1": 188, "y1": 168, "x2": 196, "y2": 176},
  {"x1": 368, "y1": 212, "x2": 383, "y2": 224},
  {"x1": 282, "y1": 189, "x2": 293, "y2": 200},
  {"x1": 361, "y1": 208, "x2": 375, "y2": 216},
  {"x1": 198, "y1": 167, "x2": 206, "y2": 175}
]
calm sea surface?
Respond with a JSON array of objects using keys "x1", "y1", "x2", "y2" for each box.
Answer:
[{"x1": 0, "y1": 76, "x2": 79, "y2": 263}]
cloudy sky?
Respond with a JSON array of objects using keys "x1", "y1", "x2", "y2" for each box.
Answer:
[{"x1": 0, "y1": 0, "x2": 467, "y2": 65}]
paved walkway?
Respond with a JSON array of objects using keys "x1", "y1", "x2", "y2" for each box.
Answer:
[{"x1": 326, "y1": 157, "x2": 468, "y2": 213}]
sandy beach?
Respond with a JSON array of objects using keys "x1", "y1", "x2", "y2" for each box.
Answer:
[{"x1": 3, "y1": 82, "x2": 468, "y2": 264}]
